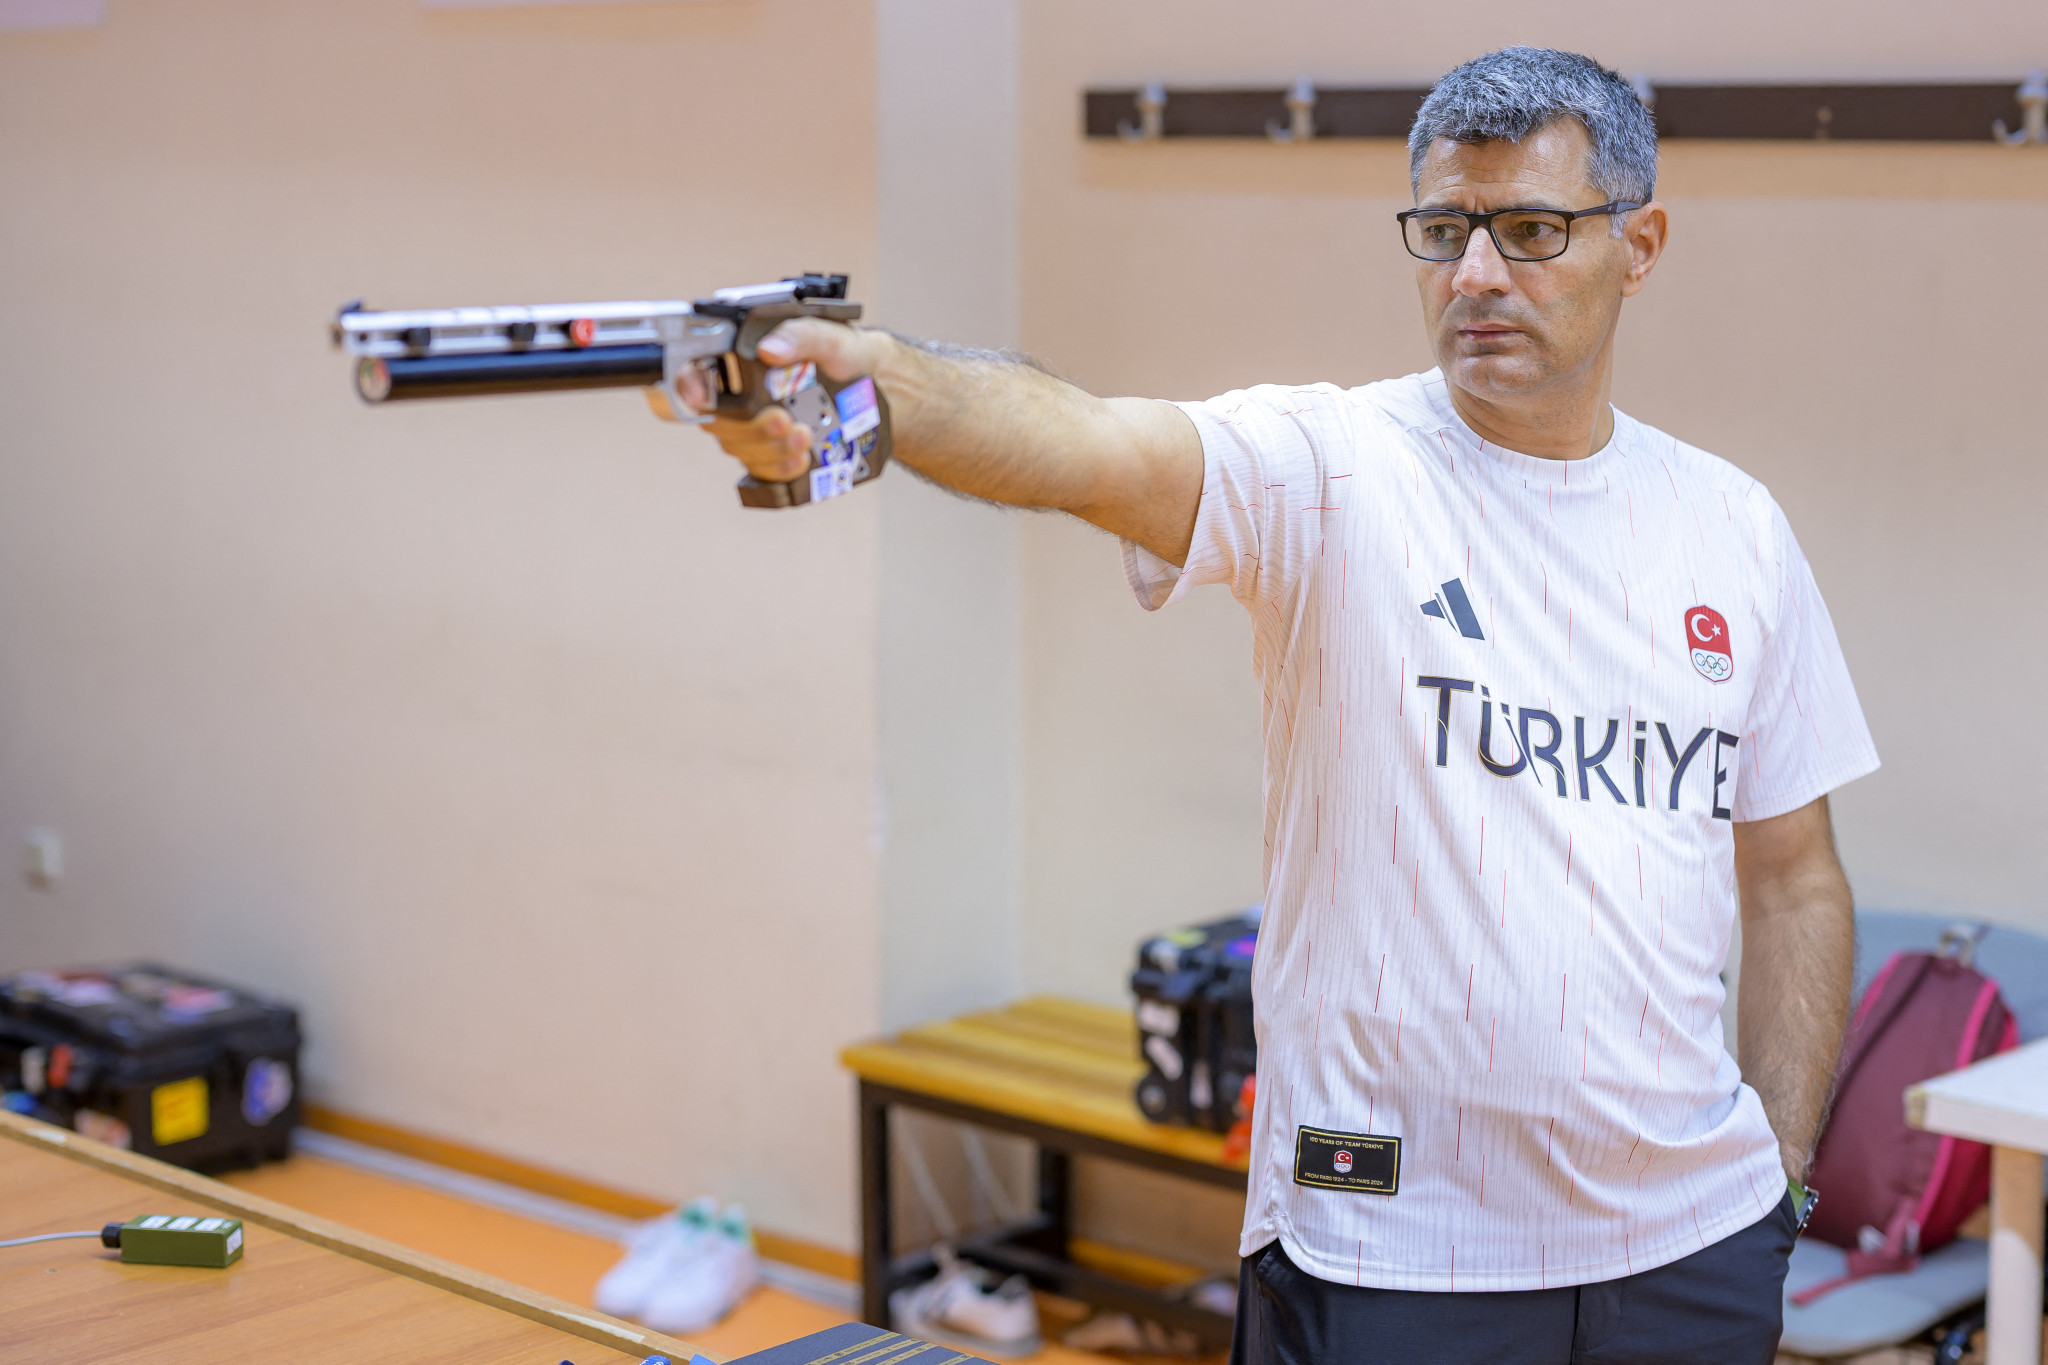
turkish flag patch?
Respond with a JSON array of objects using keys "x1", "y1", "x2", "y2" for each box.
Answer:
[{"x1": 1686, "y1": 605, "x2": 1733, "y2": 683}]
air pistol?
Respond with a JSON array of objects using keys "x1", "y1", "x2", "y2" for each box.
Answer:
[{"x1": 332, "y1": 273, "x2": 889, "y2": 509}]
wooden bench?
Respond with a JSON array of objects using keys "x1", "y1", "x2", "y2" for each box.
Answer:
[{"x1": 841, "y1": 996, "x2": 1247, "y2": 1349}]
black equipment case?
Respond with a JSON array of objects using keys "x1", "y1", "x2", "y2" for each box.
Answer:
[
  {"x1": 1130, "y1": 909, "x2": 1259, "y2": 1132},
  {"x1": 0, "y1": 964, "x2": 302, "y2": 1171}
]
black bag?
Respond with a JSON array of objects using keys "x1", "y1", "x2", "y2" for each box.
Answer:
[
  {"x1": 1131, "y1": 910, "x2": 1258, "y2": 1132},
  {"x1": 0, "y1": 963, "x2": 302, "y2": 1171}
]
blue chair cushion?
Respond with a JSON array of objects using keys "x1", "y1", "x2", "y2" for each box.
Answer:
[
  {"x1": 1780, "y1": 1236, "x2": 1988, "y2": 1358},
  {"x1": 1854, "y1": 911, "x2": 2048, "y2": 1042}
]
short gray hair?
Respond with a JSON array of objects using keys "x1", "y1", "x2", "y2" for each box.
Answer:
[{"x1": 1408, "y1": 47, "x2": 1657, "y2": 207}]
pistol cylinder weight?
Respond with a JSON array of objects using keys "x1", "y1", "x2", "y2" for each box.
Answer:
[{"x1": 331, "y1": 274, "x2": 891, "y2": 509}]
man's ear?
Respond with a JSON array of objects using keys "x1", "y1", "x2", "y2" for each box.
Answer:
[{"x1": 1619, "y1": 200, "x2": 1669, "y2": 298}]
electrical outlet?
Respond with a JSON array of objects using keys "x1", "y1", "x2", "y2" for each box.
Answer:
[{"x1": 23, "y1": 827, "x2": 61, "y2": 890}]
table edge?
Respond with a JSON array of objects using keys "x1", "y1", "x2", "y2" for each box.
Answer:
[
  {"x1": 0, "y1": 1109, "x2": 707, "y2": 1362},
  {"x1": 1906, "y1": 1085, "x2": 2048, "y2": 1153}
]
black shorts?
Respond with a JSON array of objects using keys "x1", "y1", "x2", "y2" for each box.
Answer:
[{"x1": 1231, "y1": 1196, "x2": 1798, "y2": 1365}]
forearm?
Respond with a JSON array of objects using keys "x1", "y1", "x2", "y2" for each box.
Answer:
[
  {"x1": 701, "y1": 319, "x2": 1202, "y2": 560},
  {"x1": 868, "y1": 333, "x2": 1196, "y2": 545},
  {"x1": 1734, "y1": 797, "x2": 1855, "y2": 1180},
  {"x1": 871, "y1": 335, "x2": 1116, "y2": 507}
]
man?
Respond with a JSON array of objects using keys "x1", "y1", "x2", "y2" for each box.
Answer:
[{"x1": 694, "y1": 46, "x2": 1877, "y2": 1365}]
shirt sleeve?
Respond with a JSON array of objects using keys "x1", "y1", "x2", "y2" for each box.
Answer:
[
  {"x1": 1731, "y1": 503, "x2": 1880, "y2": 821},
  {"x1": 1121, "y1": 384, "x2": 1349, "y2": 614}
]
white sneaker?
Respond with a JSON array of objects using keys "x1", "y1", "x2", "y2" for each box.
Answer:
[
  {"x1": 594, "y1": 1196, "x2": 717, "y2": 1320},
  {"x1": 640, "y1": 1204, "x2": 761, "y2": 1335},
  {"x1": 890, "y1": 1246, "x2": 1041, "y2": 1358}
]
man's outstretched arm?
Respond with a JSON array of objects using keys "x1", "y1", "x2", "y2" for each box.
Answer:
[
  {"x1": 683, "y1": 319, "x2": 1205, "y2": 565},
  {"x1": 1733, "y1": 794, "x2": 1855, "y2": 1183}
]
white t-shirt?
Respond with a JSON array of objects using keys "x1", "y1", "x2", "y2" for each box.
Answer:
[{"x1": 1122, "y1": 369, "x2": 1878, "y2": 1293}]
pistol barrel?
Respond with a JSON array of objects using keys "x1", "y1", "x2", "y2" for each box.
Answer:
[{"x1": 356, "y1": 345, "x2": 667, "y2": 403}]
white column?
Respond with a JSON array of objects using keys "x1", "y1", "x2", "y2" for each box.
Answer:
[
  {"x1": 1987, "y1": 1144, "x2": 2045, "y2": 1365},
  {"x1": 874, "y1": 0, "x2": 1024, "y2": 1031}
]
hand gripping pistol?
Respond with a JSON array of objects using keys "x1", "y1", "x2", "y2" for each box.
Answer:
[{"x1": 332, "y1": 274, "x2": 890, "y2": 508}]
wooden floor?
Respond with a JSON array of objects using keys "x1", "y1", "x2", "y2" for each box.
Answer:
[{"x1": 218, "y1": 1152, "x2": 1204, "y2": 1365}]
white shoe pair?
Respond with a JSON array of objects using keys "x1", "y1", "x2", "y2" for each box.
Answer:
[
  {"x1": 889, "y1": 1245, "x2": 1042, "y2": 1358},
  {"x1": 594, "y1": 1196, "x2": 760, "y2": 1335}
]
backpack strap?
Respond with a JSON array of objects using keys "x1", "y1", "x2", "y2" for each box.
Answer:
[{"x1": 1829, "y1": 953, "x2": 1935, "y2": 1103}]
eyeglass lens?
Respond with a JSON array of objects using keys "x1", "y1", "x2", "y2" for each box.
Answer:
[{"x1": 1404, "y1": 210, "x2": 1575, "y2": 262}]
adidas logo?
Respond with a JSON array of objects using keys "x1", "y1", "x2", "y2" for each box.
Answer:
[{"x1": 1420, "y1": 577, "x2": 1485, "y2": 641}]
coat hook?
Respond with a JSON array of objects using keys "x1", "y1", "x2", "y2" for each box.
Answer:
[
  {"x1": 1994, "y1": 70, "x2": 2048, "y2": 145},
  {"x1": 1118, "y1": 81, "x2": 1167, "y2": 142},
  {"x1": 1267, "y1": 76, "x2": 1318, "y2": 144}
]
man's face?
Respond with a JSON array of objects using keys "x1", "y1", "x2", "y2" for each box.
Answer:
[{"x1": 1413, "y1": 120, "x2": 1649, "y2": 403}]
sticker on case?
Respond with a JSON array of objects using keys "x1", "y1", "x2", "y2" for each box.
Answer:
[
  {"x1": 243, "y1": 1057, "x2": 294, "y2": 1126},
  {"x1": 151, "y1": 1075, "x2": 210, "y2": 1146}
]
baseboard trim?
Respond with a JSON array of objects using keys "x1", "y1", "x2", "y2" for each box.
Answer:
[{"x1": 300, "y1": 1104, "x2": 860, "y2": 1283}]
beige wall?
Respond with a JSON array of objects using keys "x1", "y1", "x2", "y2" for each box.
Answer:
[
  {"x1": 5, "y1": 0, "x2": 2046, "y2": 1265},
  {"x1": 0, "y1": 0, "x2": 885, "y2": 1247},
  {"x1": 1014, "y1": 1, "x2": 2048, "y2": 1021}
]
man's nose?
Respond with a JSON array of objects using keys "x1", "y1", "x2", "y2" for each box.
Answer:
[{"x1": 1452, "y1": 224, "x2": 1513, "y2": 296}]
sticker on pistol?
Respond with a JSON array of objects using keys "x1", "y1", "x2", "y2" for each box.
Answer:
[
  {"x1": 834, "y1": 376, "x2": 881, "y2": 440},
  {"x1": 810, "y1": 462, "x2": 855, "y2": 503},
  {"x1": 764, "y1": 362, "x2": 817, "y2": 402},
  {"x1": 1293, "y1": 1125, "x2": 1399, "y2": 1195}
]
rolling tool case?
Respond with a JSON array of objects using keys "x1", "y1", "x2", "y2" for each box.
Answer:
[
  {"x1": 0, "y1": 964, "x2": 302, "y2": 1171},
  {"x1": 1130, "y1": 909, "x2": 1259, "y2": 1132}
]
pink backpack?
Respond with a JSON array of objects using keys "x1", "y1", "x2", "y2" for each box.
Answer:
[{"x1": 1793, "y1": 928, "x2": 2019, "y2": 1304}]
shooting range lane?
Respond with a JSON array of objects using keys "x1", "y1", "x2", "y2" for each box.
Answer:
[{"x1": 0, "y1": 1111, "x2": 688, "y2": 1364}]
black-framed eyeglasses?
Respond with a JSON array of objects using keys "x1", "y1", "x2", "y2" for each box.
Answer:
[{"x1": 1396, "y1": 201, "x2": 1641, "y2": 262}]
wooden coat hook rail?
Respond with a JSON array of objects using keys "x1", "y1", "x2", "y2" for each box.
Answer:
[{"x1": 1086, "y1": 72, "x2": 2048, "y2": 145}]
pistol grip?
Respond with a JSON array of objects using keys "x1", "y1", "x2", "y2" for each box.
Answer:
[{"x1": 724, "y1": 364, "x2": 892, "y2": 510}]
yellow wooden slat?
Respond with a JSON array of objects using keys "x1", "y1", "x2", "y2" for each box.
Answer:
[
  {"x1": 1000, "y1": 995, "x2": 1136, "y2": 1047},
  {"x1": 894, "y1": 1019, "x2": 1142, "y2": 1093},
  {"x1": 868, "y1": 1040, "x2": 1135, "y2": 1113},
  {"x1": 942, "y1": 1005, "x2": 1136, "y2": 1063}
]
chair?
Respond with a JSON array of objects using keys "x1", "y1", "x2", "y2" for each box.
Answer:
[{"x1": 1777, "y1": 911, "x2": 2048, "y2": 1361}]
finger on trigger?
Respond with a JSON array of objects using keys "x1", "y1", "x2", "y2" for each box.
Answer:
[{"x1": 671, "y1": 365, "x2": 711, "y2": 412}]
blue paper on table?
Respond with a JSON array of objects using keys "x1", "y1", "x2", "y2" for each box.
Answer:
[{"x1": 673, "y1": 1322, "x2": 999, "y2": 1365}]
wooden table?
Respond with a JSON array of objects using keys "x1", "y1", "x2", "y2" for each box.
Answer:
[
  {"x1": 840, "y1": 996, "x2": 1247, "y2": 1350},
  {"x1": 1909, "y1": 1038, "x2": 2048, "y2": 1365},
  {"x1": 0, "y1": 1108, "x2": 700, "y2": 1364}
]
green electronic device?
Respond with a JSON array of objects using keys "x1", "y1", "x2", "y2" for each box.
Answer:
[{"x1": 102, "y1": 1213, "x2": 244, "y2": 1267}]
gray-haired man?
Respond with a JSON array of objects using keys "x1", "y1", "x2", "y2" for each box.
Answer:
[{"x1": 695, "y1": 46, "x2": 1875, "y2": 1365}]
